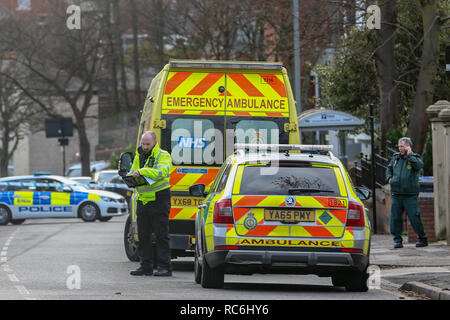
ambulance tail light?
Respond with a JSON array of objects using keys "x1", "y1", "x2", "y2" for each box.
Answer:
[
  {"x1": 346, "y1": 202, "x2": 365, "y2": 227},
  {"x1": 213, "y1": 199, "x2": 234, "y2": 224}
]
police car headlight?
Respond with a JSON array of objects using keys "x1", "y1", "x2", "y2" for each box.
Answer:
[{"x1": 100, "y1": 196, "x2": 117, "y2": 203}]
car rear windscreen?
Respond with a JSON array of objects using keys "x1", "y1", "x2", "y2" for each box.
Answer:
[{"x1": 238, "y1": 165, "x2": 342, "y2": 196}]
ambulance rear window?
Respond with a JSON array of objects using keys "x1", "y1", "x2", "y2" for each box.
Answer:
[
  {"x1": 238, "y1": 166, "x2": 342, "y2": 196},
  {"x1": 170, "y1": 118, "x2": 217, "y2": 165},
  {"x1": 234, "y1": 120, "x2": 279, "y2": 144}
]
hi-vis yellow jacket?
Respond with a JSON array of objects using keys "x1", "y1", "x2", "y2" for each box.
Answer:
[{"x1": 130, "y1": 143, "x2": 172, "y2": 204}]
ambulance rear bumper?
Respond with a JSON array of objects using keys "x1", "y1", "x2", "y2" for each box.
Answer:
[{"x1": 205, "y1": 249, "x2": 369, "y2": 274}]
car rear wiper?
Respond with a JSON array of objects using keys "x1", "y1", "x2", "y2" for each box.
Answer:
[{"x1": 288, "y1": 188, "x2": 335, "y2": 194}]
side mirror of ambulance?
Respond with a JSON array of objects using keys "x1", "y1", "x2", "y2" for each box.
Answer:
[
  {"x1": 118, "y1": 152, "x2": 134, "y2": 177},
  {"x1": 189, "y1": 183, "x2": 207, "y2": 197},
  {"x1": 355, "y1": 187, "x2": 371, "y2": 201}
]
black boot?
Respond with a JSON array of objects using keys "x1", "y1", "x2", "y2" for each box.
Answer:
[
  {"x1": 130, "y1": 266, "x2": 153, "y2": 276},
  {"x1": 394, "y1": 242, "x2": 403, "y2": 249},
  {"x1": 416, "y1": 239, "x2": 428, "y2": 247}
]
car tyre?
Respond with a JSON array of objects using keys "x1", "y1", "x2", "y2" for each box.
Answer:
[
  {"x1": 0, "y1": 205, "x2": 11, "y2": 226},
  {"x1": 194, "y1": 244, "x2": 202, "y2": 284},
  {"x1": 331, "y1": 273, "x2": 346, "y2": 287},
  {"x1": 124, "y1": 215, "x2": 139, "y2": 262},
  {"x1": 11, "y1": 219, "x2": 26, "y2": 225},
  {"x1": 78, "y1": 202, "x2": 99, "y2": 222},
  {"x1": 201, "y1": 257, "x2": 224, "y2": 289},
  {"x1": 342, "y1": 269, "x2": 369, "y2": 292}
]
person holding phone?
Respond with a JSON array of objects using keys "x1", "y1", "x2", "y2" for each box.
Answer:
[
  {"x1": 129, "y1": 131, "x2": 173, "y2": 276},
  {"x1": 386, "y1": 137, "x2": 427, "y2": 249}
]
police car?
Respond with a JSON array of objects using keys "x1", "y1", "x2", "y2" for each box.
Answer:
[
  {"x1": 0, "y1": 174, "x2": 128, "y2": 225},
  {"x1": 190, "y1": 144, "x2": 372, "y2": 291}
]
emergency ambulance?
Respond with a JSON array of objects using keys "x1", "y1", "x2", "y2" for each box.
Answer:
[
  {"x1": 0, "y1": 175, "x2": 128, "y2": 225},
  {"x1": 189, "y1": 144, "x2": 372, "y2": 291},
  {"x1": 123, "y1": 60, "x2": 300, "y2": 261}
]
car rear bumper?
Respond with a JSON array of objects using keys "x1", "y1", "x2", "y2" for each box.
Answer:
[{"x1": 205, "y1": 249, "x2": 369, "y2": 274}]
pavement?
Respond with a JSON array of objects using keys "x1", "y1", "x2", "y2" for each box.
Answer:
[{"x1": 370, "y1": 234, "x2": 450, "y2": 300}]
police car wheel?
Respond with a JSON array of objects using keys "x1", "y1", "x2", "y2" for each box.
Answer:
[
  {"x1": 78, "y1": 202, "x2": 99, "y2": 222},
  {"x1": 0, "y1": 205, "x2": 11, "y2": 226},
  {"x1": 11, "y1": 219, "x2": 26, "y2": 225}
]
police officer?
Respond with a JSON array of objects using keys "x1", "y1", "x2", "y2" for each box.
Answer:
[
  {"x1": 129, "y1": 131, "x2": 173, "y2": 276},
  {"x1": 386, "y1": 137, "x2": 427, "y2": 249}
]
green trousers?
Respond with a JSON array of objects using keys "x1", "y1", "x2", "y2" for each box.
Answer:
[{"x1": 390, "y1": 195, "x2": 427, "y2": 243}]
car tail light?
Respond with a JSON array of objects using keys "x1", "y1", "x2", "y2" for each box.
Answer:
[
  {"x1": 346, "y1": 201, "x2": 365, "y2": 227},
  {"x1": 215, "y1": 245, "x2": 239, "y2": 250},
  {"x1": 213, "y1": 199, "x2": 234, "y2": 224},
  {"x1": 341, "y1": 248, "x2": 363, "y2": 253}
]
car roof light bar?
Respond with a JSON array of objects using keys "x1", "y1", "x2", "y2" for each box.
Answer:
[
  {"x1": 234, "y1": 144, "x2": 334, "y2": 152},
  {"x1": 169, "y1": 60, "x2": 283, "y2": 70}
]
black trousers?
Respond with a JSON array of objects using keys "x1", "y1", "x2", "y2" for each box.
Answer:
[{"x1": 136, "y1": 188, "x2": 171, "y2": 271}]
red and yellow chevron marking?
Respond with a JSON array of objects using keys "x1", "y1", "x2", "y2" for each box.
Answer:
[
  {"x1": 340, "y1": 228, "x2": 355, "y2": 247},
  {"x1": 232, "y1": 195, "x2": 348, "y2": 209},
  {"x1": 169, "y1": 207, "x2": 198, "y2": 220},
  {"x1": 162, "y1": 72, "x2": 289, "y2": 117},
  {"x1": 168, "y1": 167, "x2": 220, "y2": 220},
  {"x1": 169, "y1": 167, "x2": 220, "y2": 191},
  {"x1": 231, "y1": 195, "x2": 348, "y2": 238}
]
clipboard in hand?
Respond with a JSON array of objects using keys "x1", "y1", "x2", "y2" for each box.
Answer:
[{"x1": 121, "y1": 175, "x2": 149, "y2": 188}]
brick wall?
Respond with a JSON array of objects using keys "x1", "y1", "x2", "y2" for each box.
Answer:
[
  {"x1": 367, "y1": 186, "x2": 436, "y2": 242},
  {"x1": 407, "y1": 198, "x2": 436, "y2": 242}
]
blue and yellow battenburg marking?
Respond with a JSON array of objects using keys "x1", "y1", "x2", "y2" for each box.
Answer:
[{"x1": 0, "y1": 191, "x2": 101, "y2": 206}]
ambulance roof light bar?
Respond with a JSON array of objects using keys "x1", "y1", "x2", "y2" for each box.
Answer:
[{"x1": 169, "y1": 60, "x2": 283, "y2": 70}]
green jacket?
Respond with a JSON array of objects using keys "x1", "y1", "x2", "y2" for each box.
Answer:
[
  {"x1": 386, "y1": 152, "x2": 423, "y2": 195},
  {"x1": 130, "y1": 143, "x2": 172, "y2": 204}
]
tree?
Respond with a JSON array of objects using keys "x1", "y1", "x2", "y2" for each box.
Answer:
[
  {"x1": 375, "y1": 0, "x2": 399, "y2": 152},
  {"x1": 408, "y1": 0, "x2": 443, "y2": 153},
  {"x1": 0, "y1": 58, "x2": 41, "y2": 176},
  {"x1": 315, "y1": 0, "x2": 450, "y2": 155},
  {"x1": 0, "y1": 1, "x2": 107, "y2": 176}
]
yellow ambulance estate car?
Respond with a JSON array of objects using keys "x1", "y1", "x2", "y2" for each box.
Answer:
[
  {"x1": 123, "y1": 60, "x2": 300, "y2": 261},
  {"x1": 189, "y1": 144, "x2": 372, "y2": 291}
]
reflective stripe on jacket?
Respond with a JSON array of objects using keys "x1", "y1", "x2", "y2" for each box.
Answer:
[{"x1": 130, "y1": 143, "x2": 172, "y2": 204}]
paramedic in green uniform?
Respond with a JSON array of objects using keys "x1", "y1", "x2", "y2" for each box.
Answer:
[{"x1": 386, "y1": 137, "x2": 427, "y2": 248}]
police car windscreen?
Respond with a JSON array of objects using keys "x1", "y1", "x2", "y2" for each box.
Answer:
[{"x1": 239, "y1": 166, "x2": 341, "y2": 196}]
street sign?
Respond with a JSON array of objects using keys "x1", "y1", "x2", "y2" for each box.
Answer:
[{"x1": 45, "y1": 118, "x2": 73, "y2": 138}]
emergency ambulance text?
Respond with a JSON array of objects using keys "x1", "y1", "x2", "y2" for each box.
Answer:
[{"x1": 166, "y1": 96, "x2": 286, "y2": 110}]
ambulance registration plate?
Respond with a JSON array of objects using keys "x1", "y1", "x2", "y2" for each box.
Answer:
[
  {"x1": 171, "y1": 196, "x2": 203, "y2": 207},
  {"x1": 264, "y1": 209, "x2": 315, "y2": 222}
]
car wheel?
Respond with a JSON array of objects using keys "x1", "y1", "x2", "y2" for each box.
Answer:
[
  {"x1": 201, "y1": 256, "x2": 224, "y2": 289},
  {"x1": 124, "y1": 215, "x2": 139, "y2": 262},
  {"x1": 11, "y1": 219, "x2": 26, "y2": 225},
  {"x1": 78, "y1": 202, "x2": 99, "y2": 222},
  {"x1": 331, "y1": 273, "x2": 346, "y2": 287},
  {"x1": 342, "y1": 269, "x2": 369, "y2": 292},
  {"x1": 0, "y1": 205, "x2": 11, "y2": 226}
]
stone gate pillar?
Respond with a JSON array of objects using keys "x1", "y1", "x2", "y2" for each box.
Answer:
[
  {"x1": 426, "y1": 100, "x2": 450, "y2": 240},
  {"x1": 437, "y1": 105, "x2": 450, "y2": 244}
]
